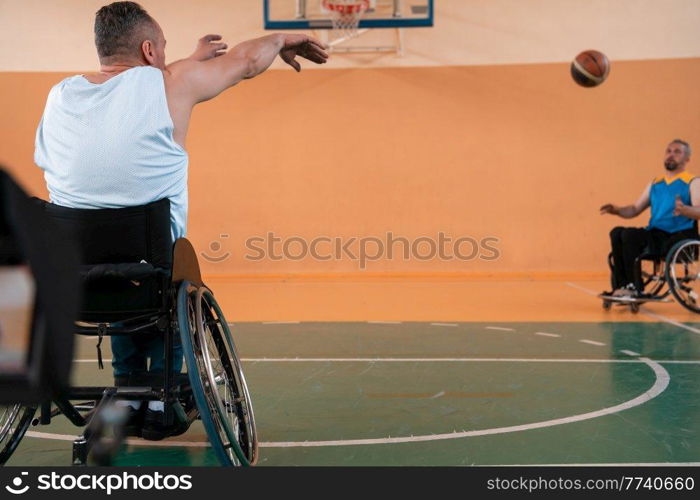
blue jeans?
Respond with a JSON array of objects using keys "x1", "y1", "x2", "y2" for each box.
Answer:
[{"x1": 111, "y1": 332, "x2": 183, "y2": 378}]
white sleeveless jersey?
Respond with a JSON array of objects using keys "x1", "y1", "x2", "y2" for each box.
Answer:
[{"x1": 35, "y1": 66, "x2": 188, "y2": 239}]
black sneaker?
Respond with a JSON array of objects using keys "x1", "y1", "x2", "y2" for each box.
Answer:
[
  {"x1": 141, "y1": 409, "x2": 190, "y2": 441},
  {"x1": 611, "y1": 283, "x2": 639, "y2": 299},
  {"x1": 123, "y1": 406, "x2": 144, "y2": 437}
]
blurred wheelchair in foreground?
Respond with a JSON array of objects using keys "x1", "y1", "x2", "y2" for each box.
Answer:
[
  {"x1": 0, "y1": 169, "x2": 257, "y2": 466},
  {"x1": 600, "y1": 239, "x2": 700, "y2": 314}
]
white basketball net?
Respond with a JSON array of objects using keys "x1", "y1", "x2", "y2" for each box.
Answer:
[{"x1": 322, "y1": 0, "x2": 370, "y2": 39}]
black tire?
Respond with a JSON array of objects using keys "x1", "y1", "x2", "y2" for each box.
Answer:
[
  {"x1": 0, "y1": 404, "x2": 36, "y2": 465},
  {"x1": 666, "y1": 239, "x2": 700, "y2": 314},
  {"x1": 177, "y1": 282, "x2": 258, "y2": 466}
]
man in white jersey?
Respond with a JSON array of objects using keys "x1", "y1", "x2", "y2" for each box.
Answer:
[{"x1": 34, "y1": 1, "x2": 328, "y2": 440}]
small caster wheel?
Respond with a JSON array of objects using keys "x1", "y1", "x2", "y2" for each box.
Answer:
[
  {"x1": 630, "y1": 303, "x2": 640, "y2": 313},
  {"x1": 602, "y1": 300, "x2": 611, "y2": 310}
]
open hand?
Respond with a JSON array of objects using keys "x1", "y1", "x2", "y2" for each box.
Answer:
[
  {"x1": 189, "y1": 34, "x2": 228, "y2": 61},
  {"x1": 279, "y1": 34, "x2": 329, "y2": 72},
  {"x1": 600, "y1": 203, "x2": 618, "y2": 215},
  {"x1": 674, "y1": 195, "x2": 686, "y2": 216}
]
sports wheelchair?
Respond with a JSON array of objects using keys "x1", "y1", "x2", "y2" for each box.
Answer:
[
  {"x1": 603, "y1": 237, "x2": 700, "y2": 314},
  {"x1": 0, "y1": 198, "x2": 257, "y2": 466}
]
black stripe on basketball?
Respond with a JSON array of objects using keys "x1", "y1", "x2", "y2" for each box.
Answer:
[{"x1": 570, "y1": 63, "x2": 597, "y2": 87}]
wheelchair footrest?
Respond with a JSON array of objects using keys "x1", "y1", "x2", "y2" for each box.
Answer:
[{"x1": 599, "y1": 293, "x2": 671, "y2": 303}]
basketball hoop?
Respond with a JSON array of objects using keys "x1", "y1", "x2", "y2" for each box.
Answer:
[{"x1": 322, "y1": 0, "x2": 370, "y2": 40}]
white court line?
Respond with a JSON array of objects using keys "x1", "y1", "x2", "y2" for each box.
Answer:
[
  {"x1": 535, "y1": 332, "x2": 561, "y2": 338},
  {"x1": 497, "y1": 462, "x2": 700, "y2": 467},
  {"x1": 367, "y1": 321, "x2": 402, "y2": 324},
  {"x1": 23, "y1": 428, "x2": 698, "y2": 465},
  {"x1": 25, "y1": 431, "x2": 209, "y2": 448},
  {"x1": 72, "y1": 357, "x2": 700, "y2": 364},
  {"x1": 564, "y1": 282, "x2": 599, "y2": 296},
  {"x1": 430, "y1": 323, "x2": 458, "y2": 327},
  {"x1": 639, "y1": 308, "x2": 700, "y2": 335},
  {"x1": 621, "y1": 350, "x2": 640, "y2": 357},
  {"x1": 579, "y1": 339, "x2": 606, "y2": 347},
  {"x1": 259, "y1": 357, "x2": 670, "y2": 447},
  {"x1": 566, "y1": 281, "x2": 700, "y2": 335},
  {"x1": 242, "y1": 357, "x2": 640, "y2": 363},
  {"x1": 486, "y1": 326, "x2": 515, "y2": 332},
  {"x1": 33, "y1": 358, "x2": 671, "y2": 449}
]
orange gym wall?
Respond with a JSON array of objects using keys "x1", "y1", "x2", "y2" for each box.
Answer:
[{"x1": 2, "y1": 57, "x2": 699, "y2": 277}]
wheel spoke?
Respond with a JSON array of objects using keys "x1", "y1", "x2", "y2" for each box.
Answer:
[{"x1": 667, "y1": 241, "x2": 700, "y2": 314}]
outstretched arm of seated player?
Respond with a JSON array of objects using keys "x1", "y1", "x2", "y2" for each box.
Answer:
[
  {"x1": 600, "y1": 183, "x2": 651, "y2": 218},
  {"x1": 166, "y1": 33, "x2": 328, "y2": 104},
  {"x1": 673, "y1": 179, "x2": 700, "y2": 219}
]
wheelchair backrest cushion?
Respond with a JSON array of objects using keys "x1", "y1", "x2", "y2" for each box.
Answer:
[{"x1": 34, "y1": 198, "x2": 172, "y2": 269}]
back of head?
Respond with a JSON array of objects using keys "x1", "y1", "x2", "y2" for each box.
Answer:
[{"x1": 94, "y1": 1, "x2": 156, "y2": 63}]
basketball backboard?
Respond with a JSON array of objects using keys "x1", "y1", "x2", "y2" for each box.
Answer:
[{"x1": 263, "y1": 0, "x2": 434, "y2": 30}]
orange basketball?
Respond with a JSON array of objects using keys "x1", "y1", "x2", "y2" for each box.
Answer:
[{"x1": 571, "y1": 50, "x2": 610, "y2": 87}]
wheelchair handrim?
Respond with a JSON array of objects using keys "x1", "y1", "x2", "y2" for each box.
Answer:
[
  {"x1": 199, "y1": 288, "x2": 258, "y2": 463},
  {"x1": 195, "y1": 287, "x2": 257, "y2": 465},
  {"x1": 177, "y1": 281, "x2": 246, "y2": 466}
]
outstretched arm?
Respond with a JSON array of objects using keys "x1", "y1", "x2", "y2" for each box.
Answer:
[
  {"x1": 673, "y1": 179, "x2": 700, "y2": 219},
  {"x1": 167, "y1": 33, "x2": 328, "y2": 104},
  {"x1": 600, "y1": 183, "x2": 651, "y2": 218}
]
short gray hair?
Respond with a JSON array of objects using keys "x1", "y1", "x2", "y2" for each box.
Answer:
[
  {"x1": 671, "y1": 139, "x2": 692, "y2": 158},
  {"x1": 95, "y1": 2, "x2": 157, "y2": 61}
]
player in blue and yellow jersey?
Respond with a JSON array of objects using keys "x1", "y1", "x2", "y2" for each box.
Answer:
[{"x1": 600, "y1": 139, "x2": 698, "y2": 297}]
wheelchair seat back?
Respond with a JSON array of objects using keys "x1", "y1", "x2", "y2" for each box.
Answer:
[{"x1": 35, "y1": 199, "x2": 172, "y2": 322}]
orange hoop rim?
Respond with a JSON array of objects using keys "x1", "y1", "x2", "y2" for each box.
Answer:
[{"x1": 322, "y1": 0, "x2": 370, "y2": 15}]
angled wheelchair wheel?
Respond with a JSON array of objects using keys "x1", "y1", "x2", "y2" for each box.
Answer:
[
  {"x1": 0, "y1": 404, "x2": 36, "y2": 465},
  {"x1": 666, "y1": 239, "x2": 700, "y2": 314},
  {"x1": 177, "y1": 281, "x2": 258, "y2": 466}
]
